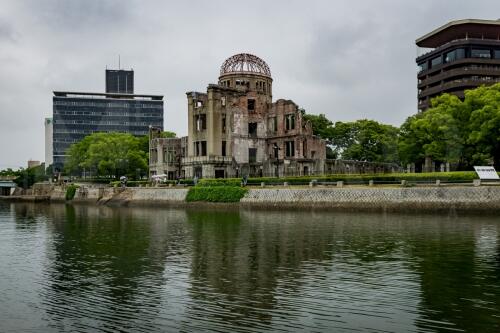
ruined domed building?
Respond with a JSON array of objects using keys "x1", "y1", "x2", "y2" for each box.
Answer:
[
  {"x1": 150, "y1": 53, "x2": 326, "y2": 179},
  {"x1": 150, "y1": 53, "x2": 397, "y2": 179}
]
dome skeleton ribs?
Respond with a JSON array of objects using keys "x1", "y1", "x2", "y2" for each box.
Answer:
[{"x1": 220, "y1": 53, "x2": 271, "y2": 78}]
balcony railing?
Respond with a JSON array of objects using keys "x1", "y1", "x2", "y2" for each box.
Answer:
[
  {"x1": 182, "y1": 156, "x2": 233, "y2": 164},
  {"x1": 416, "y1": 38, "x2": 500, "y2": 61},
  {"x1": 419, "y1": 78, "x2": 500, "y2": 98},
  {"x1": 419, "y1": 65, "x2": 500, "y2": 87}
]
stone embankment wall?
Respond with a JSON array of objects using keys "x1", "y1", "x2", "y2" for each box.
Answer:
[
  {"x1": 4, "y1": 185, "x2": 500, "y2": 212},
  {"x1": 104, "y1": 188, "x2": 189, "y2": 206},
  {"x1": 241, "y1": 187, "x2": 500, "y2": 211},
  {"x1": 31, "y1": 184, "x2": 188, "y2": 206},
  {"x1": 66, "y1": 187, "x2": 188, "y2": 205}
]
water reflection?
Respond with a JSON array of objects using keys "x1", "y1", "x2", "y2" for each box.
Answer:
[{"x1": 0, "y1": 202, "x2": 499, "y2": 332}]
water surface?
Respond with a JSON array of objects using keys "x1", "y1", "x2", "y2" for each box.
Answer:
[{"x1": 0, "y1": 203, "x2": 499, "y2": 332}]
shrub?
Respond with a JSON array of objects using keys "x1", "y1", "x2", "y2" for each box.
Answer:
[
  {"x1": 110, "y1": 180, "x2": 149, "y2": 187},
  {"x1": 197, "y1": 178, "x2": 242, "y2": 187},
  {"x1": 126, "y1": 180, "x2": 149, "y2": 187},
  {"x1": 245, "y1": 171, "x2": 481, "y2": 185},
  {"x1": 186, "y1": 186, "x2": 247, "y2": 202},
  {"x1": 65, "y1": 184, "x2": 79, "y2": 200}
]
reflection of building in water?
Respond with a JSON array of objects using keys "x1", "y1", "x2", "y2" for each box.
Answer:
[
  {"x1": 149, "y1": 53, "x2": 327, "y2": 179},
  {"x1": 7, "y1": 204, "x2": 500, "y2": 331},
  {"x1": 185, "y1": 209, "x2": 337, "y2": 326},
  {"x1": 32, "y1": 204, "x2": 188, "y2": 331}
]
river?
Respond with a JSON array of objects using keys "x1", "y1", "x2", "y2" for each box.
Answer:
[{"x1": 0, "y1": 202, "x2": 499, "y2": 332}]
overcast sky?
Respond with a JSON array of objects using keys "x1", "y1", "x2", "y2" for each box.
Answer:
[{"x1": 1, "y1": 0, "x2": 499, "y2": 168}]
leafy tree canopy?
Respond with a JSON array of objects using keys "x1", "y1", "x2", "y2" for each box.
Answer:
[
  {"x1": 399, "y1": 83, "x2": 500, "y2": 169},
  {"x1": 303, "y1": 112, "x2": 399, "y2": 163},
  {"x1": 161, "y1": 131, "x2": 177, "y2": 138},
  {"x1": 0, "y1": 165, "x2": 47, "y2": 189},
  {"x1": 65, "y1": 132, "x2": 148, "y2": 179}
]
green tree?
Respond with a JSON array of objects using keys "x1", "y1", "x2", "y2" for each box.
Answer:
[
  {"x1": 464, "y1": 84, "x2": 500, "y2": 166},
  {"x1": 160, "y1": 131, "x2": 177, "y2": 138},
  {"x1": 334, "y1": 120, "x2": 400, "y2": 164},
  {"x1": 302, "y1": 113, "x2": 333, "y2": 140},
  {"x1": 398, "y1": 84, "x2": 500, "y2": 169},
  {"x1": 302, "y1": 113, "x2": 337, "y2": 158},
  {"x1": 65, "y1": 132, "x2": 148, "y2": 179},
  {"x1": 303, "y1": 112, "x2": 399, "y2": 163},
  {"x1": 13, "y1": 165, "x2": 47, "y2": 189},
  {"x1": 398, "y1": 94, "x2": 466, "y2": 167}
]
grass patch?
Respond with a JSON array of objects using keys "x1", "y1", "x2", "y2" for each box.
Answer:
[{"x1": 186, "y1": 186, "x2": 247, "y2": 202}]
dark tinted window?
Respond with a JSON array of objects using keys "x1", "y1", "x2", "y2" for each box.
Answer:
[
  {"x1": 431, "y1": 56, "x2": 442, "y2": 67},
  {"x1": 444, "y1": 49, "x2": 465, "y2": 63},
  {"x1": 418, "y1": 62, "x2": 428, "y2": 72},
  {"x1": 471, "y1": 49, "x2": 491, "y2": 58}
]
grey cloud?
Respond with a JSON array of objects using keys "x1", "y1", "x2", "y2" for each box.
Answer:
[
  {"x1": 0, "y1": 19, "x2": 18, "y2": 42},
  {"x1": 23, "y1": 0, "x2": 131, "y2": 31}
]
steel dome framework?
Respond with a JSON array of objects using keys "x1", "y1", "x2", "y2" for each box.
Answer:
[{"x1": 220, "y1": 53, "x2": 271, "y2": 78}]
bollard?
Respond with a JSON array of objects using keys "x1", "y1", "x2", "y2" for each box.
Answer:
[
  {"x1": 283, "y1": 182, "x2": 289, "y2": 187},
  {"x1": 435, "y1": 179, "x2": 440, "y2": 186},
  {"x1": 368, "y1": 180, "x2": 374, "y2": 187},
  {"x1": 401, "y1": 180, "x2": 407, "y2": 186},
  {"x1": 261, "y1": 182, "x2": 265, "y2": 187},
  {"x1": 473, "y1": 179, "x2": 481, "y2": 187},
  {"x1": 337, "y1": 181, "x2": 344, "y2": 188}
]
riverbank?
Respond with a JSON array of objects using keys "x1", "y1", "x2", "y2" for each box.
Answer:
[{"x1": 1, "y1": 185, "x2": 500, "y2": 213}]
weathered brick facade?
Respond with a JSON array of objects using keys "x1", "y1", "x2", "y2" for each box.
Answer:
[{"x1": 149, "y1": 53, "x2": 396, "y2": 179}]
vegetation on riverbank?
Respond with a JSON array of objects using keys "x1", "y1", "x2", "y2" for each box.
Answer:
[
  {"x1": 186, "y1": 186, "x2": 247, "y2": 202},
  {"x1": 65, "y1": 184, "x2": 79, "y2": 200},
  {"x1": 0, "y1": 165, "x2": 47, "y2": 189},
  {"x1": 180, "y1": 172, "x2": 481, "y2": 187},
  {"x1": 302, "y1": 83, "x2": 500, "y2": 169}
]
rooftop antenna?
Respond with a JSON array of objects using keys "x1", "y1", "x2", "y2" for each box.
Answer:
[{"x1": 118, "y1": 55, "x2": 121, "y2": 70}]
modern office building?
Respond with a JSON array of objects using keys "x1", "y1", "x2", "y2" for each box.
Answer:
[
  {"x1": 106, "y1": 69, "x2": 134, "y2": 94},
  {"x1": 52, "y1": 70, "x2": 163, "y2": 171},
  {"x1": 416, "y1": 19, "x2": 500, "y2": 111},
  {"x1": 44, "y1": 117, "x2": 53, "y2": 166}
]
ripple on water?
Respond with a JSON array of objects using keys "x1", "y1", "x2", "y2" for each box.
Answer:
[{"x1": 0, "y1": 204, "x2": 499, "y2": 332}]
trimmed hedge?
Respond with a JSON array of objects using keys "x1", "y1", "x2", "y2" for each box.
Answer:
[
  {"x1": 197, "y1": 178, "x2": 242, "y2": 187},
  {"x1": 186, "y1": 186, "x2": 248, "y2": 202},
  {"x1": 111, "y1": 179, "x2": 194, "y2": 187},
  {"x1": 245, "y1": 172, "x2": 482, "y2": 185},
  {"x1": 110, "y1": 180, "x2": 149, "y2": 187},
  {"x1": 72, "y1": 178, "x2": 114, "y2": 184},
  {"x1": 65, "y1": 184, "x2": 79, "y2": 200},
  {"x1": 180, "y1": 172, "x2": 482, "y2": 188}
]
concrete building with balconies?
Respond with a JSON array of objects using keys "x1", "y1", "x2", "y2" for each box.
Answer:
[{"x1": 416, "y1": 19, "x2": 500, "y2": 111}]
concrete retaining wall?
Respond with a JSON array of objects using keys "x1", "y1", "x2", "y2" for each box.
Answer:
[
  {"x1": 241, "y1": 187, "x2": 500, "y2": 211},
  {"x1": 5, "y1": 185, "x2": 500, "y2": 212},
  {"x1": 103, "y1": 188, "x2": 188, "y2": 206}
]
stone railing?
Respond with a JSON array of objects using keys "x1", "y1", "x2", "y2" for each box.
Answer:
[{"x1": 182, "y1": 156, "x2": 233, "y2": 164}]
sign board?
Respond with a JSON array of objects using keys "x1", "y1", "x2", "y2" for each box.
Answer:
[{"x1": 474, "y1": 166, "x2": 499, "y2": 180}]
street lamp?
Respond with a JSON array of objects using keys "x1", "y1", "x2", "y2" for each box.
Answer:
[{"x1": 273, "y1": 143, "x2": 281, "y2": 178}]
